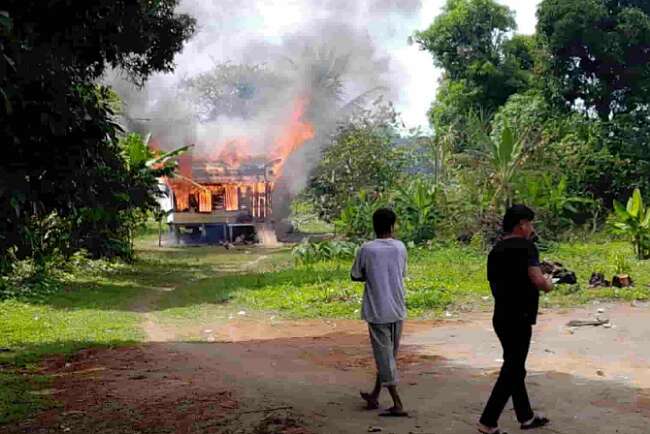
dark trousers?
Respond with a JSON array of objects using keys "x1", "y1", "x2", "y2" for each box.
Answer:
[{"x1": 479, "y1": 320, "x2": 535, "y2": 428}]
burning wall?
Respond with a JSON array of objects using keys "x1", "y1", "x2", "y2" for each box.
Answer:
[{"x1": 163, "y1": 96, "x2": 314, "y2": 220}]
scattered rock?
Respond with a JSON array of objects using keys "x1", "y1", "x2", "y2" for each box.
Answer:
[
  {"x1": 368, "y1": 426, "x2": 383, "y2": 432},
  {"x1": 238, "y1": 311, "x2": 246, "y2": 316},
  {"x1": 589, "y1": 272, "x2": 610, "y2": 288},
  {"x1": 541, "y1": 261, "x2": 577, "y2": 284},
  {"x1": 203, "y1": 329, "x2": 213, "y2": 334},
  {"x1": 597, "y1": 308, "x2": 605, "y2": 314},
  {"x1": 603, "y1": 323, "x2": 613, "y2": 329},
  {"x1": 596, "y1": 370, "x2": 605, "y2": 377}
]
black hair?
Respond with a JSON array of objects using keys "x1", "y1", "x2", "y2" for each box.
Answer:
[
  {"x1": 373, "y1": 208, "x2": 396, "y2": 237},
  {"x1": 502, "y1": 204, "x2": 535, "y2": 233}
]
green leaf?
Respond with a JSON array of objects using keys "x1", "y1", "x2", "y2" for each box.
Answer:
[
  {"x1": 642, "y1": 210, "x2": 650, "y2": 228},
  {"x1": 629, "y1": 188, "x2": 642, "y2": 218},
  {"x1": 499, "y1": 122, "x2": 515, "y2": 165},
  {"x1": 613, "y1": 200, "x2": 630, "y2": 220}
]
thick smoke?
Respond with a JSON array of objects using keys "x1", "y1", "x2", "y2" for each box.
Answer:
[{"x1": 108, "y1": 0, "x2": 423, "y2": 217}]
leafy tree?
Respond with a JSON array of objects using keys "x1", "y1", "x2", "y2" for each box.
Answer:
[
  {"x1": 414, "y1": 0, "x2": 516, "y2": 81},
  {"x1": 537, "y1": 0, "x2": 650, "y2": 119},
  {"x1": 306, "y1": 103, "x2": 406, "y2": 221},
  {"x1": 182, "y1": 63, "x2": 285, "y2": 121},
  {"x1": 490, "y1": 92, "x2": 550, "y2": 148},
  {"x1": 415, "y1": 0, "x2": 535, "y2": 138},
  {"x1": 0, "y1": 2, "x2": 195, "y2": 263}
]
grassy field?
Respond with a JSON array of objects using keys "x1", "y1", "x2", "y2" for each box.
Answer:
[{"x1": 2, "y1": 234, "x2": 650, "y2": 424}]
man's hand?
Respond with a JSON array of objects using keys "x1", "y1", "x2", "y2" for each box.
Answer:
[{"x1": 529, "y1": 267, "x2": 554, "y2": 293}]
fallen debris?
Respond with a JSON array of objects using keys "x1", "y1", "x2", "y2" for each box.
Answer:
[
  {"x1": 589, "y1": 272, "x2": 610, "y2": 288},
  {"x1": 541, "y1": 261, "x2": 577, "y2": 284},
  {"x1": 566, "y1": 318, "x2": 610, "y2": 327},
  {"x1": 368, "y1": 427, "x2": 383, "y2": 433},
  {"x1": 613, "y1": 274, "x2": 634, "y2": 288}
]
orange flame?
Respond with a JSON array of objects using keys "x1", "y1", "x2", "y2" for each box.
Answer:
[
  {"x1": 162, "y1": 95, "x2": 314, "y2": 214},
  {"x1": 270, "y1": 96, "x2": 315, "y2": 176}
]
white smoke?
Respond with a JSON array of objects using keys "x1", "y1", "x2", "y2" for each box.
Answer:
[{"x1": 108, "y1": 0, "x2": 423, "y2": 214}]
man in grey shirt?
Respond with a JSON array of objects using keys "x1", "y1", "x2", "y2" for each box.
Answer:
[{"x1": 351, "y1": 208, "x2": 408, "y2": 417}]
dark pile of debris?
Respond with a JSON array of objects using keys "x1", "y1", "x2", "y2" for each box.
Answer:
[
  {"x1": 589, "y1": 272, "x2": 610, "y2": 288},
  {"x1": 540, "y1": 260, "x2": 577, "y2": 284},
  {"x1": 589, "y1": 272, "x2": 633, "y2": 288}
]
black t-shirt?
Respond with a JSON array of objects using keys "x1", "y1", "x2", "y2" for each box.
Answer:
[{"x1": 487, "y1": 237, "x2": 541, "y2": 325}]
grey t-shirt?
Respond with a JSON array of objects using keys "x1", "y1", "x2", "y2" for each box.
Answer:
[{"x1": 351, "y1": 238, "x2": 407, "y2": 324}]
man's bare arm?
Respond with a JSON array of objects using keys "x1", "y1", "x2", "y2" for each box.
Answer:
[{"x1": 529, "y1": 266, "x2": 553, "y2": 293}]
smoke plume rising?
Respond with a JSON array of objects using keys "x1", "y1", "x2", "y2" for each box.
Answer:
[{"x1": 108, "y1": 0, "x2": 423, "y2": 217}]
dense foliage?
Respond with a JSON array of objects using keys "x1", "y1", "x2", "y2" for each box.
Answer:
[
  {"x1": 300, "y1": 0, "x2": 650, "y2": 251},
  {"x1": 0, "y1": 2, "x2": 194, "y2": 275}
]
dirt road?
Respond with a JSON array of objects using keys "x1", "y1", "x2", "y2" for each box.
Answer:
[{"x1": 7, "y1": 301, "x2": 650, "y2": 434}]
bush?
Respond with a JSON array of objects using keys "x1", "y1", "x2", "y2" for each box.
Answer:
[
  {"x1": 334, "y1": 191, "x2": 388, "y2": 241},
  {"x1": 609, "y1": 188, "x2": 650, "y2": 260},
  {"x1": 292, "y1": 240, "x2": 359, "y2": 265},
  {"x1": 393, "y1": 177, "x2": 440, "y2": 244}
]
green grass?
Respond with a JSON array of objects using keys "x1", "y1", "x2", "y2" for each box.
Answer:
[
  {"x1": 2, "y1": 234, "x2": 650, "y2": 426},
  {"x1": 0, "y1": 265, "x2": 143, "y2": 425},
  {"x1": 150, "y1": 238, "x2": 650, "y2": 323},
  {"x1": 0, "y1": 243, "x2": 293, "y2": 425}
]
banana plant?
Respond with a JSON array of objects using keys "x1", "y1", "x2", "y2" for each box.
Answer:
[
  {"x1": 122, "y1": 132, "x2": 192, "y2": 177},
  {"x1": 610, "y1": 188, "x2": 650, "y2": 260},
  {"x1": 394, "y1": 178, "x2": 438, "y2": 243},
  {"x1": 466, "y1": 112, "x2": 526, "y2": 211},
  {"x1": 489, "y1": 120, "x2": 523, "y2": 210},
  {"x1": 334, "y1": 191, "x2": 386, "y2": 240}
]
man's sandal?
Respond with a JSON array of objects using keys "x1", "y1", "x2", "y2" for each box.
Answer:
[
  {"x1": 378, "y1": 406, "x2": 409, "y2": 417},
  {"x1": 521, "y1": 415, "x2": 550, "y2": 430}
]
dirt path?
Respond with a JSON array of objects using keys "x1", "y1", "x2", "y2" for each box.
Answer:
[{"x1": 7, "y1": 300, "x2": 650, "y2": 433}]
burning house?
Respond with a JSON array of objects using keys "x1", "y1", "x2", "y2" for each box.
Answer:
[{"x1": 159, "y1": 97, "x2": 315, "y2": 245}]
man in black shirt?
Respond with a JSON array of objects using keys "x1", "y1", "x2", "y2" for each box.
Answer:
[{"x1": 478, "y1": 205, "x2": 554, "y2": 434}]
